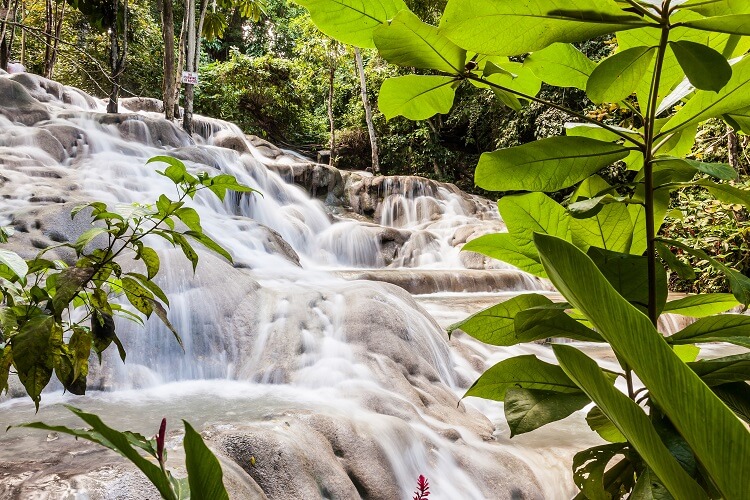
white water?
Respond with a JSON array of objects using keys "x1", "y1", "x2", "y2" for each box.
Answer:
[{"x1": 0, "y1": 73, "x2": 591, "y2": 499}]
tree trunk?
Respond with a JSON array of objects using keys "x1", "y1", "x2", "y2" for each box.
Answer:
[
  {"x1": 194, "y1": 0, "x2": 206, "y2": 70},
  {"x1": 159, "y1": 0, "x2": 176, "y2": 120},
  {"x1": 47, "y1": 0, "x2": 65, "y2": 79},
  {"x1": 6, "y1": 0, "x2": 19, "y2": 65},
  {"x1": 174, "y1": 3, "x2": 188, "y2": 118},
  {"x1": 107, "y1": 0, "x2": 127, "y2": 113},
  {"x1": 0, "y1": 0, "x2": 15, "y2": 71},
  {"x1": 19, "y1": 0, "x2": 24, "y2": 66},
  {"x1": 43, "y1": 0, "x2": 52, "y2": 76},
  {"x1": 182, "y1": 0, "x2": 195, "y2": 133},
  {"x1": 327, "y1": 62, "x2": 335, "y2": 166},
  {"x1": 354, "y1": 48, "x2": 379, "y2": 174}
]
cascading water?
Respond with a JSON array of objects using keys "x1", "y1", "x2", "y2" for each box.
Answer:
[{"x1": 0, "y1": 71, "x2": 599, "y2": 499}]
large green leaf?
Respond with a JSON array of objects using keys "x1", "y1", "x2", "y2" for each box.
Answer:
[
  {"x1": 378, "y1": 75, "x2": 457, "y2": 120},
  {"x1": 524, "y1": 43, "x2": 595, "y2": 89},
  {"x1": 536, "y1": 233, "x2": 750, "y2": 499},
  {"x1": 514, "y1": 305, "x2": 603, "y2": 342},
  {"x1": 373, "y1": 10, "x2": 465, "y2": 73},
  {"x1": 0, "y1": 249, "x2": 28, "y2": 280},
  {"x1": 661, "y1": 55, "x2": 750, "y2": 136},
  {"x1": 683, "y1": 0, "x2": 750, "y2": 16},
  {"x1": 652, "y1": 157, "x2": 737, "y2": 181},
  {"x1": 483, "y1": 61, "x2": 543, "y2": 100},
  {"x1": 439, "y1": 0, "x2": 646, "y2": 56},
  {"x1": 571, "y1": 203, "x2": 633, "y2": 253},
  {"x1": 662, "y1": 294, "x2": 739, "y2": 317},
  {"x1": 293, "y1": 0, "x2": 407, "y2": 48},
  {"x1": 553, "y1": 345, "x2": 706, "y2": 499},
  {"x1": 447, "y1": 293, "x2": 551, "y2": 345},
  {"x1": 683, "y1": 14, "x2": 750, "y2": 36},
  {"x1": 586, "y1": 46, "x2": 656, "y2": 104},
  {"x1": 475, "y1": 137, "x2": 630, "y2": 192},
  {"x1": 464, "y1": 355, "x2": 581, "y2": 401},
  {"x1": 572, "y1": 443, "x2": 628, "y2": 500},
  {"x1": 586, "y1": 406, "x2": 626, "y2": 443},
  {"x1": 504, "y1": 388, "x2": 590, "y2": 436},
  {"x1": 688, "y1": 352, "x2": 750, "y2": 386},
  {"x1": 587, "y1": 247, "x2": 668, "y2": 314},
  {"x1": 499, "y1": 193, "x2": 571, "y2": 258},
  {"x1": 462, "y1": 233, "x2": 546, "y2": 277},
  {"x1": 51, "y1": 267, "x2": 96, "y2": 319},
  {"x1": 184, "y1": 421, "x2": 229, "y2": 500},
  {"x1": 669, "y1": 40, "x2": 733, "y2": 92},
  {"x1": 11, "y1": 315, "x2": 55, "y2": 408},
  {"x1": 668, "y1": 314, "x2": 750, "y2": 348}
]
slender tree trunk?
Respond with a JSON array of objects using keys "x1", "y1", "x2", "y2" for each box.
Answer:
[
  {"x1": 182, "y1": 0, "x2": 195, "y2": 134},
  {"x1": 6, "y1": 0, "x2": 19, "y2": 64},
  {"x1": 0, "y1": 0, "x2": 15, "y2": 71},
  {"x1": 194, "y1": 0, "x2": 206, "y2": 70},
  {"x1": 43, "y1": 0, "x2": 52, "y2": 76},
  {"x1": 354, "y1": 48, "x2": 379, "y2": 174},
  {"x1": 182, "y1": 0, "x2": 195, "y2": 133},
  {"x1": 159, "y1": 0, "x2": 176, "y2": 120},
  {"x1": 327, "y1": 62, "x2": 335, "y2": 166},
  {"x1": 19, "y1": 0, "x2": 24, "y2": 66},
  {"x1": 174, "y1": 4, "x2": 188, "y2": 118},
  {"x1": 46, "y1": 0, "x2": 64, "y2": 79},
  {"x1": 107, "y1": 0, "x2": 127, "y2": 113}
]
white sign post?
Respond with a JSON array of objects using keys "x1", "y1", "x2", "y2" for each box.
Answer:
[{"x1": 181, "y1": 71, "x2": 199, "y2": 85}]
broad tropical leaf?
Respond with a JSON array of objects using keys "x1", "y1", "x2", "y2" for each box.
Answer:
[
  {"x1": 373, "y1": 10, "x2": 465, "y2": 73},
  {"x1": 662, "y1": 294, "x2": 739, "y2": 317},
  {"x1": 462, "y1": 233, "x2": 546, "y2": 277},
  {"x1": 586, "y1": 46, "x2": 656, "y2": 104},
  {"x1": 378, "y1": 75, "x2": 458, "y2": 120},
  {"x1": 184, "y1": 421, "x2": 230, "y2": 500},
  {"x1": 668, "y1": 314, "x2": 750, "y2": 348},
  {"x1": 498, "y1": 193, "x2": 571, "y2": 258},
  {"x1": 669, "y1": 40, "x2": 732, "y2": 92},
  {"x1": 524, "y1": 43, "x2": 595, "y2": 90},
  {"x1": 504, "y1": 388, "x2": 590, "y2": 436},
  {"x1": 439, "y1": 0, "x2": 646, "y2": 56},
  {"x1": 448, "y1": 293, "x2": 551, "y2": 345},
  {"x1": 464, "y1": 355, "x2": 581, "y2": 401},
  {"x1": 293, "y1": 0, "x2": 407, "y2": 48},
  {"x1": 475, "y1": 137, "x2": 630, "y2": 192}
]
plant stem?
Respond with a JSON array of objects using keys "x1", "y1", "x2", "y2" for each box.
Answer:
[
  {"x1": 643, "y1": 5, "x2": 672, "y2": 327},
  {"x1": 464, "y1": 74, "x2": 644, "y2": 147}
]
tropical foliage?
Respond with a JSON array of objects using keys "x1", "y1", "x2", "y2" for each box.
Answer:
[{"x1": 297, "y1": 0, "x2": 750, "y2": 496}]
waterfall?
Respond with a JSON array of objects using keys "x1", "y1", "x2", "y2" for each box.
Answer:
[{"x1": 0, "y1": 72, "x2": 590, "y2": 500}]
